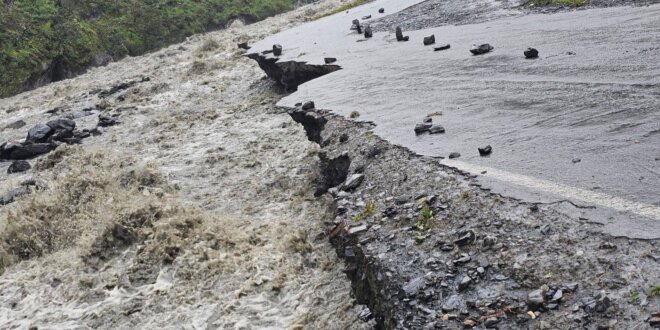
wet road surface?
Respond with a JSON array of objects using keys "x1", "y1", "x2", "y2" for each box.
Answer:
[{"x1": 251, "y1": 1, "x2": 660, "y2": 238}]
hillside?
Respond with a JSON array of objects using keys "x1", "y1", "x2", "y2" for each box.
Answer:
[{"x1": 0, "y1": 0, "x2": 302, "y2": 98}]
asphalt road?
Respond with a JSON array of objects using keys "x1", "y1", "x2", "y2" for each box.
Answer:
[{"x1": 252, "y1": 1, "x2": 660, "y2": 238}]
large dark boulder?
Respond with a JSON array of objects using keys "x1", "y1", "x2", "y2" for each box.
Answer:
[
  {"x1": 25, "y1": 124, "x2": 53, "y2": 143},
  {"x1": 46, "y1": 118, "x2": 76, "y2": 141},
  {"x1": 7, "y1": 143, "x2": 56, "y2": 160},
  {"x1": 423, "y1": 35, "x2": 435, "y2": 46}
]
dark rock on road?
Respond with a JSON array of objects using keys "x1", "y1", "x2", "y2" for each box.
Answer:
[
  {"x1": 238, "y1": 42, "x2": 250, "y2": 50},
  {"x1": 478, "y1": 145, "x2": 492, "y2": 156},
  {"x1": 524, "y1": 47, "x2": 539, "y2": 58},
  {"x1": 7, "y1": 160, "x2": 31, "y2": 174},
  {"x1": 429, "y1": 125, "x2": 445, "y2": 134},
  {"x1": 470, "y1": 43, "x2": 494, "y2": 55},
  {"x1": 434, "y1": 44, "x2": 451, "y2": 51},
  {"x1": 272, "y1": 44, "x2": 283, "y2": 56},
  {"x1": 414, "y1": 123, "x2": 432, "y2": 134},
  {"x1": 378, "y1": 8, "x2": 385, "y2": 14},
  {"x1": 324, "y1": 57, "x2": 337, "y2": 64},
  {"x1": 448, "y1": 152, "x2": 461, "y2": 159},
  {"x1": 396, "y1": 27, "x2": 409, "y2": 42},
  {"x1": 364, "y1": 25, "x2": 373, "y2": 38},
  {"x1": 423, "y1": 34, "x2": 435, "y2": 45}
]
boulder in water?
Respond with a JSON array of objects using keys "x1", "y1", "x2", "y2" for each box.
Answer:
[{"x1": 7, "y1": 160, "x2": 31, "y2": 174}]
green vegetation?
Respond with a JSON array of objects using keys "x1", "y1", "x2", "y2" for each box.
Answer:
[
  {"x1": 416, "y1": 204, "x2": 434, "y2": 231},
  {"x1": 628, "y1": 291, "x2": 639, "y2": 304},
  {"x1": 527, "y1": 0, "x2": 588, "y2": 7},
  {"x1": 412, "y1": 203, "x2": 434, "y2": 243},
  {"x1": 352, "y1": 201, "x2": 375, "y2": 222},
  {"x1": 652, "y1": 284, "x2": 660, "y2": 297},
  {"x1": 0, "y1": 0, "x2": 298, "y2": 97}
]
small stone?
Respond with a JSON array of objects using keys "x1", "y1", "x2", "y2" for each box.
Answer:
[
  {"x1": 364, "y1": 25, "x2": 373, "y2": 38},
  {"x1": 422, "y1": 117, "x2": 432, "y2": 124},
  {"x1": 348, "y1": 225, "x2": 368, "y2": 235},
  {"x1": 415, "y1": 123, "x2": 432, "y2": 134},
  {"x1": 98, "y1": 115, "x2": 117, "y2": 127},
  {"x1": 423, "y1": 35, "x2": 435, "y2": 46},
  {"x1": 448, "y1": 152, "x2": 461, "y2": 159},
  {"x1": 572, "y1": 158, "x2": 581, "y2": 163},
  {"x1": 7, "y1": 160, "x2": 31, "y2": 174},
  {"x1": 378, "y1": 8, "x2": 385, "y2": 13},
  {"x1": 454, "y1": 230, "x2": 475, "y2": 246},
  {"x1": 429, "y1": 125, "x2": 445, "y2": 134},
  {"x1": 463, "y1": 319, "x2": 477, "y2": 327},
  {"x1": 341, "y1": 174, "x2": 365, "y2": 191},
  {"x1": 434, "y1": 44, "x2": 451, "y2": 51},
  {"x1": 527, "y1": 289, "x2": 545, "y2": 310},
  {"x1": 324, "y1": 57, "x2": 337, "y2": 64},
  {"x1": 470, "y1": 44, "x2": 494, "y2": 55},
  {"x1": 477, "y1": 267, "x2": 485, "y2": 275},
  {"x1": 552, "y1": 289, "x2": 563, "y2": 302},
  {"x1": 454, "y1": 255, "x2": 471, "y2": 264},
  {"x1": 564, "y1": 282, "x2": 579, "y2": 292},
  {"x1": 478, "y1": 145, "x2": 492, "y2": 156},
  {"x1": 402, "y1": 277, "x2": 425, "y2": 297},
  {"x1": 484, "y1": 317, "x2": 499, "y2": 327},
  {"x1": 301, "y1": 101, "x2": 315, "y2": 110},
  {"x1": 272, "y1": 44, "x2": 283, "y2": 56},
  {"x1": 494, "y1": 274, "x2": 508, "y2": 281},
  {"x1": 458, "y1": 276, "x2": 472, "y2": 290},
  {"x1": 442, "y1": 295, "x2": 462, "y2": 312},
  {"x1": 524, "y1": 47, "x2": 539, "y2": 59}
]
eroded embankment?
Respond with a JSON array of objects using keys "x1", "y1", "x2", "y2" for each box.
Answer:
[
  {"x1": 246, "y1": 52, "x2": 341, "y2": 91},
  {"x1": 0, "y1": 1, "x2": 377, "y2": 329},
  {"x1": 267, "y1": 65, "x2": 660, "y2": 329}
]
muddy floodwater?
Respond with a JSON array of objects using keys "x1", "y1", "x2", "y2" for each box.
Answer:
[{"x1": 253, "y1": 2, "x2": 660, "y2": 238}]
